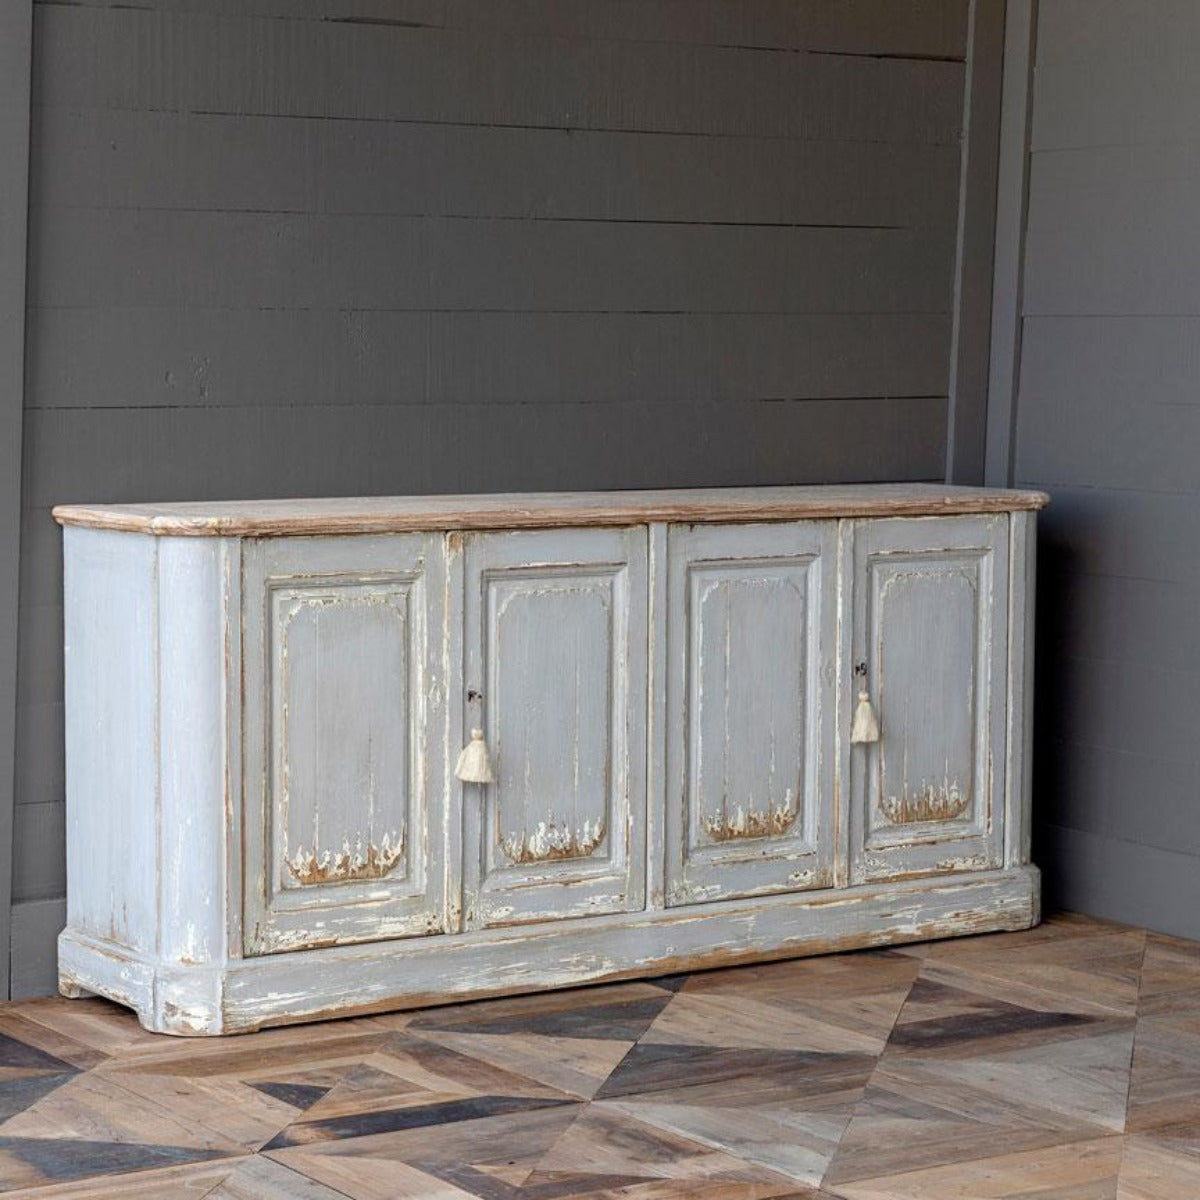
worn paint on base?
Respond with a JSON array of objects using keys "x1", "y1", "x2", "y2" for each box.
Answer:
[{"x1": 59, "y1": 866, "x2": 1040, "y2": 1036}]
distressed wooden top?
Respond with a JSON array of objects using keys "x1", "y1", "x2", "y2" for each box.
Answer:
[{"x1": 52, "y1": 484, "x2": 1049, "y2": 537}]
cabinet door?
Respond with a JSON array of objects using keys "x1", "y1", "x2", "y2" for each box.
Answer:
[
  {"x1": 849, "y1": 516, "x2": 1008, "y2": 884},
  {"x1": 665, "y1": 522, "x2": 837, "y2": 905},
  {"x1": 461, "y1": 528, "x2": 647, "y2": 928},
  {"x1": 242, "y1": 535, "x2": 448, "y2": 955}
]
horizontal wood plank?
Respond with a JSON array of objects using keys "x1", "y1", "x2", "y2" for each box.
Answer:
[
  {"x1": 9, "y1": 896, "x2": 65, "y2": 1000},
  {"x1": 1029, "y1": 487, "x2": 1200, "y2": 587},
  {"x1": 1020, "y1": 317, "x2": 1200, "y2": 409},
  {"x1": 31, "y1": 108, "x2": 961, "y2": 229},
  {"x1": 1023, "y1": 222, "x2": 1200, "y2": 316},
  {"x1": 1039, "y1": 653, "x2": 1200, "y2": 773},
  {"x1": 1027, "y1": 144, "x2": 1200, "y2": 237},
  {"x1": 35, "y1": 0, "x2": 970, "y2": 58},
  {"x1": 16, "y1": 508, "x2": 61, "y2": 609},
  {"x1": 435, "y1": 0, "x2": 970, "y2": 57},
  {"x1": 1036, "y1": 0, "x2": 1200, "y2": 66},
  {"x1": 1031, "y1": 56, "x2": 1200, "y2": 151},
  {"x1": 33, "y1": 5, "x2": 965, "y2": 144},
  {"x1": 14, "y1": 603, "x2": 60, "y2": 706},
  {"x1": 1038, "y1": 570, "x2": 1200, "y2": 675},
  {"x1": 26, "y1": 310, "x2": 952, "y2": 410},
  {"x1": 1015, "y1": 385, "x2": 1200, "y2": 493},
  {"x1": 30, "y1": 398, "x2": 951, "y2": 511},
  {"x1": 11, "y1": 801, "x2": 64, "y2": 901},
  {"x1": 30, "y1": 210, "x2": 957, "y2": 313},
  {"x1": 13, "y1": 701, "x2": 62, "y2": 810}
]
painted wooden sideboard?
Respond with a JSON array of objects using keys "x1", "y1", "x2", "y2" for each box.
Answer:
[{"x1": 54, "y1": 484, "x2": 1047, "y2": 1035}]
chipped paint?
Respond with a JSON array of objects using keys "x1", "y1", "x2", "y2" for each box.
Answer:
[
  {"x1": 702, "y1": 792, "x2": 799, "y2": 842},
  {"x1": 284, "y1": 830, "x2": 405, "y2": 886},
  {"x1": 879, "y1": 774, "x2": 969, "y2": 825},
  {"x1": 499, "y1": 818, "x2": 606, "y2": 865}
]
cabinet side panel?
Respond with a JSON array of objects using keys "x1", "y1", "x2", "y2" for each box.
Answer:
[
  {"x1": 1005, "y1": 510, "x2": 1036, "y2": 867},
  {"x1": 157, "y1": 537, "x2": 233, "y2": 966},
  {"x1": 63, "y1": 527, "x2": 159, "y2": 954}
]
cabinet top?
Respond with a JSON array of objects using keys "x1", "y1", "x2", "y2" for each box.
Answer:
[{"x1": 53, "y1": 484, "x2": 1049, "y2": 537}]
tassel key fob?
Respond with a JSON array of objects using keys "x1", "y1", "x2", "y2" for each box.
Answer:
[
  {"x1": 455, "y1": 728, "x2": 495, "y2": 783},
  {"x1": 850, "y1": 661, "x2": 880, "y2": 745}
]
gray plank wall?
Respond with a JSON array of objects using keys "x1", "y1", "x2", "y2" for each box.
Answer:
[
  {"x1": 1012, "y1": 0, "x2": 1200, "y2": 935},
  {"x1": 14, "y1": 0, "x2": 975, "y2": 992}
]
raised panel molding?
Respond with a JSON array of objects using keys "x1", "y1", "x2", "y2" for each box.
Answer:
[
  {"x1": 463, "y1": 527, "x2": 648, "y2": 928},
  {"x1": 665, "y1": 522, "x2": 838, "y2": 905},
  {"x1": 54, "y1": 486, "x2": 1042, "y2": 1034},
  {"x1": 850, "y1": 515, "x2": 1008, "y2": 884},
  {"x1": 241, "y1": 534, "x2": 448, "y2": 955}
]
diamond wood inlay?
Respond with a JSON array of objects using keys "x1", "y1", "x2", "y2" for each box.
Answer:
[{"x1": 0, "y1": 914, "x2": 1197, "y2": 1197}]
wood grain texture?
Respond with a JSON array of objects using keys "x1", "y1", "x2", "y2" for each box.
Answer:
[
  {"x1": 12, "y1": 913, "x2": 1195, "y2": 1197},
  {"x1": 54, "y1": 485, "x2": 1048, "y2": 537}
]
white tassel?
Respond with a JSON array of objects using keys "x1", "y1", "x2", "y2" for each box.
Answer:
[
  {"x1": 850, "y1": 691, "x2": 880, "y2": 744},
  {"x1": 455, "y1": 728, "x2": 495, "y2": 783}
]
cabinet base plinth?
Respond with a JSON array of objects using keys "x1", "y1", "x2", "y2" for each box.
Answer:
[{"x1": 58, "y1": 866, "x2": 1039, "y2": 1036}]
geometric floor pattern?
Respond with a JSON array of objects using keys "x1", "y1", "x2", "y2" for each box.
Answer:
[{"x1": 0, "y1": 912, "x2": 1197, "y2": 1197}]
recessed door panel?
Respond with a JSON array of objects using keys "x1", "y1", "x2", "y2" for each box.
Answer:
[
  {"x1": 849, "y1": 516, "x2": 1008, "y2": 883},
  {"x1": 462, "y1": 528, "x2": 647, "y2": 928},
  {"x1": 242, "y1": 535, "x2": 447, "y2": 954},
  {"x1": 665, "y1": 522, "x2": 837, "y2": 905}
]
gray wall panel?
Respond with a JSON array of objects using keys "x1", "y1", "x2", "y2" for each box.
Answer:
[
  {"x1": 13, "y1": 0, "x2": 989, "y2": 991},
  {"x1": 1011, "y1": 0, "x2": 1200, "y2": 935},
  {"x1": 31, "y1": 0, "x2": 969, "y2": 58},
  {"x1": 30, "y1": 211, "x2": 956, "y2": 312},
  {"x1": 0, "y1": 0, "x2": 33, "y2": 1001},
  {"x1": 13, "y1": 703, "x2": 62, "y2": 810},
  {"x1": 31, "y1": 109, "x2": 963, "y2": 228},
  {"x1": 1040, "y1": 825, "x2": 1200, "y2": 942},
  {"x1": 11, "y1": 803, "x2": 64, "y2": 901},
  {"x1": 21, "y1": 397, "x2": 950, "y2": 510},
  {"x1": 28, "y1": 311, "x2": 952, "y2": 411},
  {"x1": 33, "y1": 7, "x2": 965, "y2": 143}
]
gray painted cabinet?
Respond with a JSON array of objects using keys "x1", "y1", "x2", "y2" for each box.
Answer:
[{"x1": 54, "y1": 485, "x2": 1046, "y2": 1035}]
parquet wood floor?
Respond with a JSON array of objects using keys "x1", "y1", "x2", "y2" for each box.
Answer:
[{"x1": 0, "y1": 913, "x2": 1196, "y2": 1198}]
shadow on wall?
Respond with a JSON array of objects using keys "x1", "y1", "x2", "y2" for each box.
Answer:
[{"x1": 1030, "y1": 515, "x2": 1074, "y2": 913}]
